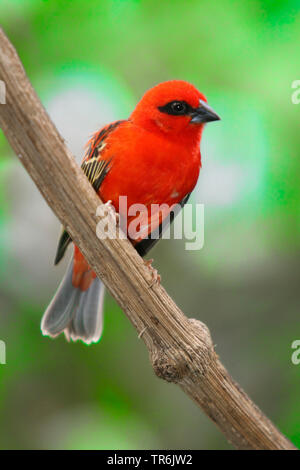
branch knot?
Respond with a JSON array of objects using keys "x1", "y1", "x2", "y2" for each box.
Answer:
[{"x1": 150, "y1": 318, "x2": 215, "y2": 383}]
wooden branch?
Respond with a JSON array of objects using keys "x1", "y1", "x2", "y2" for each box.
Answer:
[{"x1": 0, "y1": 27, "x2": 296, "y2": 450}]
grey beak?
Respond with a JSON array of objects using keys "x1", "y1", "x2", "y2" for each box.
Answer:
[{"x1": 190, "y1": 99, "x2": 221, "y2": 123}]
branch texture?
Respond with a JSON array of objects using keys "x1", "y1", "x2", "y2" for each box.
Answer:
[{"x1": 0, "y1": 28, "x2": 296, "y2": 450}]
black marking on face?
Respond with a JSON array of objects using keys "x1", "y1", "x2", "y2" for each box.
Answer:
[
  {"x1": 159, "y1": 99, "x2": 221, "y2": 123},
  {"x1": 158, "y1": 100, "x2": 194, "y2": 116}
]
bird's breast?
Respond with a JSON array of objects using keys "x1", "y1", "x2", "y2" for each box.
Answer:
[{"x1": 99, "y1": 124, "x2": 201, "y2": 211}]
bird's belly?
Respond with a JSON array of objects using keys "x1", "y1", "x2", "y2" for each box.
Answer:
[{"x1": 98, "y1": 153, "x2": 199, "y2": 242}]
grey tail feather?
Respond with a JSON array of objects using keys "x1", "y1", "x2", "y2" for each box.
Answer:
[{"x1": 41, "y1": 259, "x2": 105, "y2": 344}]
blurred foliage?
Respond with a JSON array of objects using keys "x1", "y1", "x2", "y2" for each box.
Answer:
[{"x1": 0, "y1": 0, "x2": 299, "y2": 450}]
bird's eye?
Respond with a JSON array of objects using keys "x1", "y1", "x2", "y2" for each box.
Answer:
[
  {"x1": 171, "y1": 101, "x2": 186, "y2": 114},
  {"x1": 158, "y1": 100, "x2": 190, "y2": 116}
]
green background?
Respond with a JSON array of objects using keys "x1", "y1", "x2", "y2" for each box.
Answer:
[{"x1": 0, "y1": 0, "x2": 299, "y2": 450}]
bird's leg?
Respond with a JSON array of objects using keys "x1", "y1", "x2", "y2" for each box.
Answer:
[{"x1": 144, "y1": 258, "x2": 161, "y2": 286}]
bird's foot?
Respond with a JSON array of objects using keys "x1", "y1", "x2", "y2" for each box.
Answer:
[
  {"x1": 104, "y1": 200, "x2": 119, "y2": 224},
  {"x1": 144, "y1": 258, "x2": 161, "y2": 287}
]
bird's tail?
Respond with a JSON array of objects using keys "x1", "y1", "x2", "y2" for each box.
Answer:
[{"x1": 41, "y1": 259, "x2": 105, "y2": 344}]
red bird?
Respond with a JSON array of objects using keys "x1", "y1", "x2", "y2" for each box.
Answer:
[{"x1": 41, "y1": 80, "x2": 220, "y2": 344}]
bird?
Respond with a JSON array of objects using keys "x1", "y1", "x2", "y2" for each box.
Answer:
[{"x1": 41, "y1": 80, "x2": 220, "y2": 344}]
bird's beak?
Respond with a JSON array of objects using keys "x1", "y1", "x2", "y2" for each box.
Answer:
[{"x1": 190, "y1": 99, "x2": 221, "y2": 123}]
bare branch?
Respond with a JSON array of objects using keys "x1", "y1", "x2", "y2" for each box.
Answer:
[{"x1": 0, "y1": 27, "x2": 295, "y2": 450}]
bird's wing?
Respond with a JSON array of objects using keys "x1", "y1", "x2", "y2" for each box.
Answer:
[
  {"x1": 54, "y1": 121, "x2": 124, "y2": 265},
  {"x1": 80, "y1": 158, "x2": 111, "y2": 193},
  {"x1": 135, "y1": 193, "x2": 191, "y2": 258}
]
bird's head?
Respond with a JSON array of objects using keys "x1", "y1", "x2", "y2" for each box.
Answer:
[{"x1": 130, "y1": 80, "x2": 220, "y2": 138}]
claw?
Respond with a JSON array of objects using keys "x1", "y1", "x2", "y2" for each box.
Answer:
[
  {"x1": 138, "y1": 326, "x2": 148, "y2": 339},
  {"x1": 144, "y1": 259, "x2": 161, "y2": 287},
  {"x1": 104, "y1": 200, "x2": 119, "y2": 224}
]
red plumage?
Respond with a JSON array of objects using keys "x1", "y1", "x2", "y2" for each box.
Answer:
[{"x1": 41, "y1": 80, "x2": 220, "y2": 343}]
